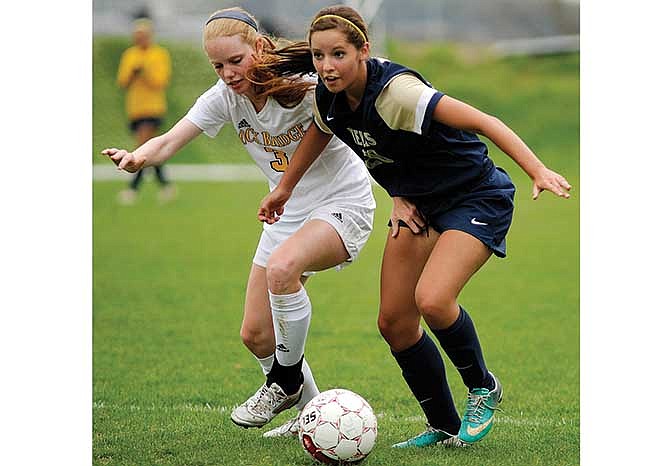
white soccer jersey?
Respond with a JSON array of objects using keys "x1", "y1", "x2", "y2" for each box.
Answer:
[{"x1": 185, "y1": 78, "x2": 374, "y2": 223}]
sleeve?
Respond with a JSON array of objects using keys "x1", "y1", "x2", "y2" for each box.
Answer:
[
  {"x1": 185, "y1": 82, "x2": 232, "y2": 138},
  {"x1": 143, "y1": 48, "x2": 172, "y2": 90},
  {"x1": 374, "y1": 73, "x2": 444, "y2": 135},
  {"x1": 311, "y1": 92, "x2": 333, "y2": 135},
  {"x1": 116, "y1": 49, "x2": 136, "y2": 89}
]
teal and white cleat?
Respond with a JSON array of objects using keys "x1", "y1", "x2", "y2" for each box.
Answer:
[
  {"x1": 392, "y1": 424, "x2": 467, "y2": 448},
  {"x1": 458, "y1": 372, "x2": 503, "y2": 444}
]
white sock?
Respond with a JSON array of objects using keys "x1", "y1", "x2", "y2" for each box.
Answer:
[
  {"x1": 296, "y1": 359, "x2": 319, "y2": 409},
  {"x1": 269, "y1": 286, "x2": 311, "y2": 368},
  {"x1": 255, "y1": 353, "x2": 274, "y2": 375},
  {"x1": 255, "y1": 353, "x2": 319, "y2": 409}
]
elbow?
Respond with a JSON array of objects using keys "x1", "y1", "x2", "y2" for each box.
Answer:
[{"x1": 474, "y1": 114, "x2": 505, "y2": 137}]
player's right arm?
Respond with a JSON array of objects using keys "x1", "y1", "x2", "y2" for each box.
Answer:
[{"x1": 101, "y1": 118, "x2": 202, "y2": 172}]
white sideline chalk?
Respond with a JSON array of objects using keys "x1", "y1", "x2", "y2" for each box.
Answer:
[{"x1": 93, "y1": 164, "x2": 266, "y2": 182}]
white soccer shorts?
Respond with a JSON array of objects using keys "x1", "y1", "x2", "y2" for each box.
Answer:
[{"x1": 252, "y1": 202, "x2": 374, "y2": 274}]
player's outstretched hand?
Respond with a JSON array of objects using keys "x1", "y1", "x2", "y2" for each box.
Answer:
[
  {"x1": 100, "y1": 148, "x2": 146, "y2": 173},
  {"x1": 390, "y1": 196, "x2": 426, "y2": 238},
  {"x1": 258, "y1": 187, "x2": 291, "y2": 224},
  {"x1": 532, "y1": 167, "x2": 571, "y2": 200}
]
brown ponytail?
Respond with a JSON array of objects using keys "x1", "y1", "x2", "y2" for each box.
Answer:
[
  {"x1": 231, "y1": 6, "x2": 370, "y2": 107},
  {"x1": 246, "y1": 41, "x2": 318, "y2": 106}
]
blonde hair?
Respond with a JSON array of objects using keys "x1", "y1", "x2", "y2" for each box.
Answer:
[{"x1": 204, "y1": 7, "x2": 313, "y2": 108}]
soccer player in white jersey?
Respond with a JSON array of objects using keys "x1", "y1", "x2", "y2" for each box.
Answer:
[{"x1": 101, "y1": 7, "x2": 376, "y2": 437}]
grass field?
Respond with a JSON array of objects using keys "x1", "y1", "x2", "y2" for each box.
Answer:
[{"x1": 93, "y1": 37, "x2": 579, "y2": 466}]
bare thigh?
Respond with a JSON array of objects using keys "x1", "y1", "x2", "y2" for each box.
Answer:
[
  {"x1": 266, "y1": 219, "x2": 349, "y2": 294},
  {"x1": 379, "y1": 227, "x2": 439, "y2": 352},
  {"x1": 416, "y1": 229, "x2": 492, "y2": 329}
]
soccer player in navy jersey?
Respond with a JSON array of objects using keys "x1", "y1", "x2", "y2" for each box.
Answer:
[{"x1": 254, "y1": 4, "x2": 571, "y2": 448}]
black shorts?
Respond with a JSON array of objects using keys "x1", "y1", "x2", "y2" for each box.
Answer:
[
  {"x1": 129, "y1": 117, "x2": 163, "y2": 132},
  {"x1": 389, "y1": 167, "x2": 516, "y2": 258}
]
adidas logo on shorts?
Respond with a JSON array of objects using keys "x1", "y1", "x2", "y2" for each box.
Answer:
[
  {"x1": 237, "y1": 119, "x2": 251, "y2": 129},
  {"x1": 331, "y1": 212, "x2": 343, "y2": 222}
]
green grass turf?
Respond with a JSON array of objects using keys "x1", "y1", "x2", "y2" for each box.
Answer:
[{"x1": 93, "y1": 179, "x2": 579, "y2": 465}]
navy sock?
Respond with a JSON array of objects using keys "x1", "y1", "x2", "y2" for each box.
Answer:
[
  {"x1": 391, "y1": 331, "x2": 461, "y2": 434},
  {"x1": 430, "y1": 306, "x2": 494, "y2": 391},
  {"x1": 267, "y1": 355, "x2": 304, "y2": 395}
]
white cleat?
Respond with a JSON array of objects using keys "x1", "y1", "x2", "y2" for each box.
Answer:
[
  {"x1": 262, "y1": 415, "x2": 300, "y2": 438},
  {"x1": 230, "y1": 383, "x2": 303, "y2": 428}
]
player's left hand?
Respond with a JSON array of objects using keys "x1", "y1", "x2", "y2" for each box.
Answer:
[
  {"x1": 390, "y1": 197, "x2": 426, "y2": 237},
  {"x1": 532, "y1": 167, "x2": 571, "y2": 200}
]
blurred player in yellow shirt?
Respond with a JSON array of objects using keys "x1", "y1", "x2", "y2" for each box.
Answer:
[{"x1": 116, "y1": 18, "x2": 175, "y2": 204}]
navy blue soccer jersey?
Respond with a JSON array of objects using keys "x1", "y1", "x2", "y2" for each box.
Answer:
[{"x1": 313, "y1": 58, "x2": 498, "y2": 215}]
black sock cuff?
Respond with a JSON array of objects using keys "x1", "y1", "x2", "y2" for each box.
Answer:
[
  {"x1": 267, "y1": 356, "x2": 305, "y2": 389},
  {"x1": 391, "y1": 330, "x2": 431, "y2": 360},
  {"x1": 431, "y1": 305, "x2": 469, "y2": 337}
]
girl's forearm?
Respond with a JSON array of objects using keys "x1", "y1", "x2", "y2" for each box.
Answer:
[
  {"x1": 132, "y1": 135, "x2": 173, "y2": 167},
  {"x1": 276, "y1": 123, "x2": 332, "y2": 193},
  {"x1": 481, "y1": 116, "x2": 546, "y2": 180},
  {"x1": 133, "y1": 118, "x2": 202, "y2": 167}
]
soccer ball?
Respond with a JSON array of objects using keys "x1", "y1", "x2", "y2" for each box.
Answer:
[{"x1": 298, "y1": 388, "x2": 377, "y2": 464}]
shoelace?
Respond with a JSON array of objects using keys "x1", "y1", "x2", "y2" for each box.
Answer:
[
  {"x1": 463, "y1": 390, "x2": 503, "y2": 423},
  {"x1": 463, "y1": 392, "x2": 487, "y2": 423},
  {"x1": 241, "y1": 385, "x2": 266, "y2": 408},
  {"x1": 250, "y1": 385, "x2": 284, "y2": 416}
]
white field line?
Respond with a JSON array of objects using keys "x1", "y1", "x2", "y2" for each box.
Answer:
[
  {"x1": 93, "y1": 164, "x2": 266, "y2": 182},
  {"x1": 491, "y1": 34, "x2": 580, "y2": 57},
  {"x1": 92, "y1": 401, "x2": 576, "y2": 428},
  {"x1": 92, "y1": 163, "x2": 383, "y2": 188}
]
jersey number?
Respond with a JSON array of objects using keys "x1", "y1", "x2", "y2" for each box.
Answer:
[{"x1": 265, "y1": 147, "x2": 289, "y2": 172}]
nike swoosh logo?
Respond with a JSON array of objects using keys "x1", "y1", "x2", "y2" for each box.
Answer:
[
  {"x1": 326, "y1": 114, "x2": 334, "y2": 121},
  {"x1": 466, "y1": 417, "x2": 494, "y2": 436},
  {"x1": 470, "y1": 218, "x2": 488, "y2": 226}
]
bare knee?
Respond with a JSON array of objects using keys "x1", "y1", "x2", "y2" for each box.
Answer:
[
  {"x1": 415, "y1": 288, "x2": 459, "y2": 328},
  {"x1": 266, "y1": 253, "x2": 303, "y2": 294},
  {"x1": 377, "y1": 309, "x2": 422, "y2": 352},
  {"x1": 240, "y1": 323, "x2": 274, "y2": 355}
]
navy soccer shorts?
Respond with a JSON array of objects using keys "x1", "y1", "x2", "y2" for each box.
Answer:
[{"x1": 390, "y1": 167, "x2": 516, "y2": 257}]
